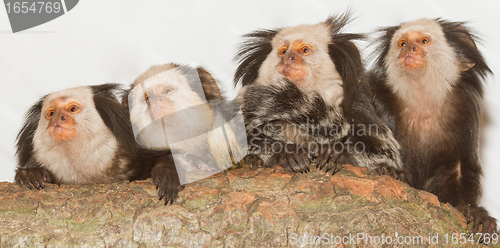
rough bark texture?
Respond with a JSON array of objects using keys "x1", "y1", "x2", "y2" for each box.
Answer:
[{"x1": 0, "y1": 165, "x2": 497, "y2": 247}]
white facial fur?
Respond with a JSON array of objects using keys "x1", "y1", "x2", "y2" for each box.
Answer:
[
  {"x1": 129, "y1": 66, "x2": 212, "y2": 151},
  {"x1": 32, "y1": 86, "x2": 120, "y2": 184},
  {"x1": 385, "y1": 19, "x2": 461, "y2": 108},
  {"x1": 256, "y1": 22, "x2": 344, "y2": 106}
]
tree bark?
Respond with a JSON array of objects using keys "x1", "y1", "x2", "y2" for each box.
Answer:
[{"x1": 0, "y1": 165, "x2": 493, "y2": 247}]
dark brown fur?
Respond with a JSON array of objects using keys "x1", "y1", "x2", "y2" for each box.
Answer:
[
  {"x1": 368, "y1": 19, "x2": 497, "y2": 235},
  {"x1": 123, "y1": 63, "x2": 223, "y2": 204},
  {"x1": 15, "y1": 83, "x2": 152, "y2": 189},
  {"x1": 235, "y1": 14, "x2": 402, "y2": 174}
]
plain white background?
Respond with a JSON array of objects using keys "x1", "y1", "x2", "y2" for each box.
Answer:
[{"x1": 0, "y1": 0, "x2": 498, "y2": 223}]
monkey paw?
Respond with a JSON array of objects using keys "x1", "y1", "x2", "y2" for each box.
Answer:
[
  {"x1": 242, "y1": 154, "x2": 265, "y2": 168},
  {"x1": 151, "y1": 164, "x2": 184, "y2": 205},
  {"x1": 269, "y1": 143, "x2": 311, "y2": 173},
  {"x1": 314, "y1": 146, "x2": 353, "y2": 175},
  {"x1": 456, "y1": 204, "x2": 498, "y2": 241},
  {"x1": 15, "y1": 167, "x2": 55, "y2": 190},
  {"x1": 374, "y1": 164, "x2": 407, "y2": 182}
]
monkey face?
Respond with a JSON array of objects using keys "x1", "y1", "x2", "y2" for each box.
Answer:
[
  {"x1": 387, "y1": 19, "x2": 457, "y2": 77},
  {"x1": 277, "y1": 40, "x2": 314, "y2": 82},
  {"x1": 131, "y1": 68, "x2": 205, "y2": 123},
  {"x1": 128, "y1": 65, "x2": 212, "y2": 149},
  {"x1": 384, "y1": 19, "x2": 466, "y2": 107},
  {"x1": 258, "y1": 23, "x2": 337, "y2": 89},
  {"x1": 44, "y1": 97, "x2": 81, "y2": 142},
  {"x1": 395, "y1": 31, "x2": 431, "y2": 70},
  {"x1": 144, "y1": 85, "x2": 177, "y2": 120},
  {"x1": 35, "y1": 86, "x2": 107, "y2": 146}
]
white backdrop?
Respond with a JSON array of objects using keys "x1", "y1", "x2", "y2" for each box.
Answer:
[{"x1": 1, "y1": 0, "x2": 498, "y2": 222}]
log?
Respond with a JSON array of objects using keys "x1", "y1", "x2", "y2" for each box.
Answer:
[{"x1": 1, "y1": 165, "x2": 494, "y2": 247}]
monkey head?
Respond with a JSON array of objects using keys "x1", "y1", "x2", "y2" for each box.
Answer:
[
  {"x1": 35, "y1": 87, "x2": 106, "y2": 144},
  {"x1": 235, "y1": 14, "x2": 364, "y2": 107},
  {"x1": 128, "y1": 64, "x2": 218, "y2": 150},
  {"x1": 142, "y1": 72, "x2": 202, "y2": 120},
  {"x1": 129, "y1": 64, "x2": 208, "y2": 131},
  {"x1": 385, "y1": 19, "x2": 464, "y2": 82},
  {"x1": 381, "y1": 19, "x2": 481, "y2": 106},
  {"x1": 258, "y1": 23, "x2": 340, "y2": 90},
  {"x1": 28, "y1": 86, "x2": 129, "y2": 185}
]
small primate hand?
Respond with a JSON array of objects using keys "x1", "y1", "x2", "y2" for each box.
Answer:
[
  {"x1": 314, "y1": 146, "x2": 353, "y2": 175},
  {"x1": 456, "y1": 205, "x2": 498, "y2": 242},
  {"x1": 15, "y1": 167, "x2": 55, "y2": 190},
  {"x1": 242, "y1": 154, "x2": 265, "y2": 168},
  {"x1": 374, "y1": 164, "x2": 407, "y2": 182},
  {"x1": 269, "y1": 143, "x2": 312, "y2": 173},
  {"x1": 151, "y1": 164, "x2": 184, "y2": 205}
]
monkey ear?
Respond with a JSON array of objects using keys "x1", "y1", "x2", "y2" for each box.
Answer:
[
  {"x1": 454, "y1": 26, "x2": 477, "y2": 72},
  {"x1": 92, "y1": 84, "x2": 137, "y2": 156},
  {"x1": 197, "y1": 67, "x2": 222, "y2": 101},
  {"x1": 440, "y1": 21, "x2": 486, "y2": 73},
  {"x1": 16, "y1": 98, "x2": 44, "y2": 168},
  {"x1": 458, "y1": 55, "x2": 476, "y2": 72}
]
